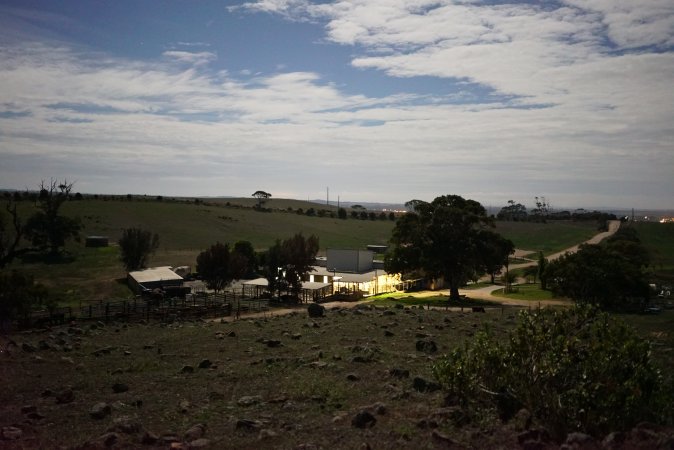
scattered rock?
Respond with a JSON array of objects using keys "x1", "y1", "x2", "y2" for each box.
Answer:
[
  {"x1": 21, "y1": 342, "x2": 37, "y2": 353},
  {"x1": 227, "y1": 331, "x2": 237, "y2": 337},
  {"x1": 108, "y1": 415, "x2": 142, "y2": 434},
  {"x1": 383, "y1": 310, "x2": 396, "y2": 316},
  {"x1": 189, "y1": 438, "x2": 211, "y2": 448},
  {"x1": 307, "y1": 303, "x2": 325, "y2": 318},
  {"x1": 364, "y1": 402, "x2": 387, "y2": 415},
  {"x1": 602, "y1": 432, "x2": 626, "y2": 449},
  {"x1": 291, "y1": 333, "x2": 302, "y2": 340},
  {"x1": 90, "y1": 402, "x2": 111, "y2": 420},
  {"x1": 183, "y1": 423, "x2": 206, "y2": 441},
  {"x1": 412, "y1": 377, "x2": 441, "y2": 393},
  {"x1": 563, "y1": 432, "x2": 598, "y2": 449},
  {"x1": 55, "y1": 388, "x2": 74, "y2": 404},
  {"x1": 236, "y1": 419, "x2": 263, "y2": 432},
  {"x1": 346, "y1": 373, "x2": 360, "y2": 381},
  {"x1": 384, "y1": 330, "x2": 395, "y2": 337},
  {"x1": 389, "y1": 367, "x2": 410, "y2": 379},
  {"x1": 112, "y1": 383, "x2": 129, "y2": 393},
  {"x1": 415, "y1": 340, "x2": 438, "y2": 354},
  {"x1": 178, "y1": 400, "x2": 191, "y2": 413},
  {"x1": 180, "y1": 365, "x2": 194, "y2": 374},
  {"x1": 140, "y1": 431, "x2": 160, "y2": 445},
  {"x1": 20, "y1": 405, "x2": 37, "y2": 415},
  {"x1": 237, "y1": 395, "x2": 262, "y2": 407},
  {"x1": 1, "y1": 426, "x2": 23, "y2": 440},
  {"x1": 198, "y1": 359, "x2": 212, "y2": 369},
  {"x1": 352, "y1": 410, "x2": 376, "y2": 428},
  {"x1": 266, "y1": 340, "x2": 282, "y2": 348},
  {"x1": 431, "y1": 430, "x2": 457, "y2": 447}
]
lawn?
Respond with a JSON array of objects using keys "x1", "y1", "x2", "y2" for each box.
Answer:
[
  {"x1": 490, "y1": 283, "x2": 556, "y2": 301},
  {"x1": 494, "y1": 220, "x2": 599, "y2": 255},
  {"x1": 633, "y1": 222, "x2": 674, "y2": 284}
]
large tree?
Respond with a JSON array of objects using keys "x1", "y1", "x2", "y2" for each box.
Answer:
[
  {"x1": 477, "y1": 230, "x2": 515, "y2": 284},
  {"x1": 263, "y1": 233, "x2": 319, "y2": 301},
  {"x1": 385, "y1": 195, "x2": 506, "y2": 301},
  {"x1": 0, "y1": 200, "x2": 28, "y2": 268},
  {"x1": 543, "y1": 228, "x2": 650, "y2": 309},
  {"x1": 196, "y1": 241, "x2": 253, "y2": 293},
  {"x1": 118, "y1": 228, "x2": 160, "y2": 272},
  {"x1": 252, "y1": 190, "x2": 271, "y2": 209},
  {"x1": 24, "y1": 180, "x2": 81, "y2": 255}
]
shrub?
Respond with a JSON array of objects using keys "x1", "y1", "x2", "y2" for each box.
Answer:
[{"x1": 432, "y1": 305, "x2": 671, "y2": 439}]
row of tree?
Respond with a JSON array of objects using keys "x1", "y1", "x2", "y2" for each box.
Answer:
[{"x1": 195, "y1": 233, "x2": 319, "y2": 302}]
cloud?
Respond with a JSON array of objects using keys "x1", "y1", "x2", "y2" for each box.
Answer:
[
  {"x1": 162, "y1": 50, "x2": 217, "y2": 66},
  {"x1": 0, "y1": 2, "x2": 672, "y2": 208}
]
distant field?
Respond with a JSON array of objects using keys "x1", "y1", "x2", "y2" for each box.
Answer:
[
  {"x1": 494, "y1": 220, "x2": 599, "y2": 255},
  {"x1": 3, "y1": 198, "x2": 610, "y2": 304},
  {"x1": 632, "y1": 222, "x2": 674, "y2": 284}
]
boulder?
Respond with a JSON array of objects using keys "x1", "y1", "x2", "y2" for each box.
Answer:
[
  {"x1": 307, "y1": 303, "x2": 325, "y2": 318},
  {"x1": 90, "y1": 402, "x2": 111, "y2": 420}
]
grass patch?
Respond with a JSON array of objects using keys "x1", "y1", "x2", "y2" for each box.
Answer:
[{"x1": 491, "y1": 283, "x2": 557, "y2": 301}]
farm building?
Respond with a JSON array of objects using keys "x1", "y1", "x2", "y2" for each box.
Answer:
[
  {"x1": 308, "y1": 249, "x2": 400, "y2": 297},
  {"x1": 127, "y1": 266, "x2": 184, "y2": 294},
  {"x1": 241, "y1": 278, "x2": 333, "y2": 302}
]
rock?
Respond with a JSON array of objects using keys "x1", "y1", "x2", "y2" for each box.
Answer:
[
  {"x1": 236, "y1": 419, "x2": 263, "y2": 431},
  {"x1": 180, "y1": 365, "x2": 194, "y2": 374},
  {"x1": 266, "y1": 340, "x2": 282, "y2": 348},
  {"x1": 415, "y1": 339, "x2": 438, "y2": 354},
  {"x1": 352, "y1": 410, "x2": 376, "y2": 428},
  {"x1": 602, "y1": 432, "x2": 626, "y2": 449},
  {"x1": 383, "y1": 310, "x2": 396, "y2": 316},
  {"x1": 1, "y1": 426, "x2": 23, "y2": 440},
  {"x1": 21, "y1": 342, "x2": 37, "y2": 353},
  {"x1": 517, "y1": 429, "x2": 551, "y2": 448},
  {"x1": 183, "y1": 423, "x2": 206, "y2": 441},
  {"x1": 55, "y1": 388, "x2": 74, "y2": 404},
  {"x1": 563, "y1": 432, "x2": 598, "y2": 449},
  {"x1": 20, "y1": 405, "x2": 37, "y2": 415},
  {"x1": 189, "y1": 438, "x2": 211, "y2": 448},
  {"x1": 291, "y1": 333, "x2": 302, "y2": 340},
  {"x1": 90, "y1": 402, "x2": 112, "y2": 419},
  {"x1": 346, "y1": 373, "x2": 360, "y2": 381},
  {"x1": 178, "y1": 400, "x2": 191, "y2": 413},
  {"x1": 140, "y1": 431, "x2": 160, "y2": 445},
  {"x1": 227, "y1": 330, "x2": 236, "y2": 337},
  {"x1": 364, "y1": 402, "x2": 387, "y2": 415},
  {"x1": 412, "y1": 377, "x2": 441, "y2": 393},
  {"x1": 108, "y1": 415, "x2": 142, "y2": 434},
  {"x1": 94, "y1": 431, "x2": 120, "y2": 447},
  {"x1": 198, "y1": 359, "x2": 212, "y2": 369},
  {"x1": 237, "y1": 395, "x2": 262, "y2": 407},
  {"x1": 384, "y1": 330, "x2": 395, "y2": 337},
  {"x1": 112, "y1": 383, "x2": 129, "y2": 393},
  {"x1": 431, "y1": 430, "x2": 457, "y2": 447},
  {"x1": 389, "y1": 367, "x2": 410, "y2": 379},
  {"x1": 307, "y1": 303, "x2": 325, "y2": 318}
]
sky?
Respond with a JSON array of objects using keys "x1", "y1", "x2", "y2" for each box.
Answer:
[{"x1": 0, "y1": 0, "x2": 673, "y2": 210}]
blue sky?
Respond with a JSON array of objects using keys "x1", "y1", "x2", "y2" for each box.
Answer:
[{"x1": 1, "y1": 0, "x2": 673, "y2": 209}]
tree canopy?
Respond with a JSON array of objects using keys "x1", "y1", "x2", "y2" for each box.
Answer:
[
  {"x1": 252, "y1": 190, "x2": 272, "y2": 209},
  {"x1": 263, "y1": 233, "x2": 319, "y2": 301},
  {"x1": 118, "y1": 228, "x2": 160, "y2": 272},
  {"x1": 543, "y1": 226, "x2": 650, "y2": 309},
  {"x1": 385, "y1": 195, "x2": 513, "y2": 300}
]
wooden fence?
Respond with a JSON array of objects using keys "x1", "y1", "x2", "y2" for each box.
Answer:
[{"x1": 23, "y1": 291, "x2": 271, "y2": 329}]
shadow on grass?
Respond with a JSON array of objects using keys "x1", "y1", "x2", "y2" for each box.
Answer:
[{"x1": 19, "y1": 251, "x2": 76, "y2": 265}]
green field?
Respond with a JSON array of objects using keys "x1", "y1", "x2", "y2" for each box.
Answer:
[
  {"x1": 494, "y1": 220, "x2": 599, "y2": 255},
  {"x1": 2, "y1": 197, "x2": 648, "y2": 305},
  {"x1": 632, "y1": 222, "x2": 674, "y2": 284}
]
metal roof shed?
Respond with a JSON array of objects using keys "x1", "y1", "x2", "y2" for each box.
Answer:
[{"x1": 127, "y1": 266, "x2": 184, "y2": 294}]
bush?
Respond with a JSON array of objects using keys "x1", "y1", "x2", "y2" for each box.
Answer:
[{"x1": 432, "y1": 305, "x2": 671, "y2": 439}]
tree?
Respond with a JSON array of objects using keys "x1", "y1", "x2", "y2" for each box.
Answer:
[
  {"x1": 0, "y1": 199, "x2": 29, "y2": 268},
  {"x1": 385, "y1": 195, "x2": 501, "y2": 301},
  {"x1": 252, "y1": 190, "x2": 271, "y2": 209},
  {"x1": 196, "y1": 242, "x2": 232, "y2": 293},
  {"x1": 24, "y1": 179, "x2": 81, "y2": 255},
  {"x1": 530, "y1": 196, "x2": 549, "y2": 221},
  {"x1": 233, "y1": 240, "x2": 257, "y2": 278},
  {"x1": 537, "y1": 251, "x2": 549, "y2": 289},
  {"x1": 543, "y1": 236, "x2": 650, "y2": 310},
  {"x1": 496, "y1": 200, "x2": 528, "y2": 221},
  {"x1": 263, "y1": 233, "x2": 319, "y2": 301},
  {"x1": 477, "y1": 231, "x2": 515, "y2": 284},
  {"x1": 338, "y1": 208, "x2": 347, "y2": 220},
  {"x1": 0, "y1": 270, "x2": 51, "y2": 328},
  {"x1": 118, "y1": 228, "x2": 160, "y2": 272}
]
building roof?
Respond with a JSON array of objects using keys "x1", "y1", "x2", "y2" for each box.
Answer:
[
  {"x1": 311, "y1": 266, "x2": 380, "y2": 283},
  {"x1": 128, "y1": 266, "x2": 183, "y2": 284},
  {"x1": 242, "y1": 278, "x2": 331, "y2": 291}
]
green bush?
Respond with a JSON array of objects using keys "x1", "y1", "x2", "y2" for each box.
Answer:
[{"x1": 432, "y1": 305, "x2": 671, "y2": 439}]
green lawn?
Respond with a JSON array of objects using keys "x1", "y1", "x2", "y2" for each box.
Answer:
[
  {"x1": 633, "y1": 222, "x2": 674, "y2": 284},
  {"x1": 491, "y1": 283, "x2": 557, "y2": 301}
]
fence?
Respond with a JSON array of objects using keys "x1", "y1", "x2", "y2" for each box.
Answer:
[{"x1": 23, "y1": 291, "x2": 271, "y2": 329}]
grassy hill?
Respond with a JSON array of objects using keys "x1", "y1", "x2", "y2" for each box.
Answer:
[{"x1": 4, "y1": 197, "x2": 608, "y2": 303}]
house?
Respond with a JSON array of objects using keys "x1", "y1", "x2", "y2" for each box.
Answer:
[
  {"x1": 308, "y1": 249, "x2": 400, "y2": 297},
  {"x1": 127, "y1": 266, "x2": 184, "y2": 295}
]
